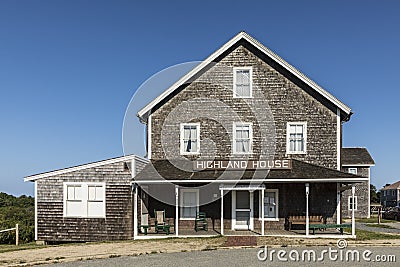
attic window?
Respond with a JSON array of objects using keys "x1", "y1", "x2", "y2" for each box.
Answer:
[{"x1": 233, "y1": 67, "x2": 252, "y2": 98}]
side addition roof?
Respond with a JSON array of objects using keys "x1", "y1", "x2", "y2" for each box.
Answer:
[
  {"x1": 341, "y1": 147, "x2": 375, "y2": 166},
  {"x1": 24, "y1": 155, "x2": 149, "y2": 182},
  {"x1": 137, "y1": 31, "x2": 352, "y2": 121}
]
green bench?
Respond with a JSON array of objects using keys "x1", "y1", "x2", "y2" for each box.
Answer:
[{"x1": 309, "y1": 223, "x2": 351, "y2": 234}]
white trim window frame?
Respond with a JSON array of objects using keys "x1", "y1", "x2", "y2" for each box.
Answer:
[
  {"x1": 180, "y1": 123, "x2": 200, "y2": 155},
  {"x1": 63, "y1": 182, "x2": 106, "y2": 218},
  {"x1": 259, "y1": 189, "x2": 279, "y2": 221},
  {"x1": 286, "y1": 122, "x2": 307, "y2": 154},
  {"x1": 348, "y1": 196, "x2": 358, "y2": 211},
  {"x1": 233, "y1": 67, "x2": 253, "y2": 98},
  {"x1": 180, "y1": 188, "x2": 199, "y2": 220},
  {"x1": 233, "y1": 122, "x2": 253, "y2": 155},
  {"x1": 348, "y1": 168, "x2": 357, "y2": 175}
]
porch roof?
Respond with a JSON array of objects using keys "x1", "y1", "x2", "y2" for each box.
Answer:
[{"x1": 133, "y1": 159, "x2": 366, "y2": 183}]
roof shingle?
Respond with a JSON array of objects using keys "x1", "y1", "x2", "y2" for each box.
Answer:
[{"x1": 341, "y1": 147, "x2": 375, "y2": 166}]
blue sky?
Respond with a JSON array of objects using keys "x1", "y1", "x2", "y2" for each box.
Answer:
[{"x1": 0, "y1": 0, "x2": 399, "y2": 196}]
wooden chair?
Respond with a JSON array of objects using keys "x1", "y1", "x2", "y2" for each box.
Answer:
[
  {"x1": 195, "y1": 212, "x2": 208, "y2": 232},
  {"x1": 138, "y1": 214, "x2": 150, "y2": 235},
  {"x1": 154, "y1": 210, "x2": 170, "y2": 234}
]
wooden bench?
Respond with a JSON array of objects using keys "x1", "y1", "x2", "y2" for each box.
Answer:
[
  {"x1": 288, "y1": 215, "x2": 323, "y2": 230},
  {"x1": 309, "y1": 223, "x2": 351, "y2": 234}
]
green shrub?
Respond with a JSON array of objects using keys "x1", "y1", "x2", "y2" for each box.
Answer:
[{"x1": 0, "y1": 192, "x2": 34, "y2": 244}]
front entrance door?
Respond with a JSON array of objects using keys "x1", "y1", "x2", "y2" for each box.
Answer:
[{"x1": 232, "y1": 191, "x2": 254, "y2": 230}]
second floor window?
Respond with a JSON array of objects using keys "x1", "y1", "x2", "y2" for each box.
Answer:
[
  {"x1": 180, "y1": 123, "x2": 200, "y2": 154},
  {"x1": 287, "y1": 122, "x2": 307, "y2": 154},
  {"x1": 233, "y1": 123, "x2": 252, "y2": 154},
  {"x1": 233, "y1": 67, "x2": 252, "y2": 98}
]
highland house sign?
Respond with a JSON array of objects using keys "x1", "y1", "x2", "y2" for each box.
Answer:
[{"x1": 193, "y1": 159, "x2": 292, "y2": 171}]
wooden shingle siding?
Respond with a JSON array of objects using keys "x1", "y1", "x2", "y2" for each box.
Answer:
[
  {"x1": 341, "y1": 167, "x2": 370, "y2": 218},
  {"x1": 36, "y1": 161, "x2": 135, "y2": 242},
  {"x1": 151, "y1": 45, "x2": 338, "y2": 169}
]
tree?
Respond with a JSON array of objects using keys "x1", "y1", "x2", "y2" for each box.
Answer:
[
  {"x1": 0, "y1": 192, "x2": 34, "y2": 244},
  {"x1": 370, "y1": 184, "x2": 380, "y2": 204}
]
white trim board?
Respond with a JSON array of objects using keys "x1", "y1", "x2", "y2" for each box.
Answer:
[
  {"x1": 25, "y1": 155, "x2": 149, "y2": 181},
  {"x1": 137, "y1": 31, "x2": 352, "y2": 120},
  {"x1": 341, "y1": 164, "x2": 375, "y2": 167}
]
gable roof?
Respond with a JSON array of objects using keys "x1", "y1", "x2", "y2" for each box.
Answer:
[
  {"x1": 341, "y1": 147, "x2": 375, "y2": 166},
  {"x1": 381, "y1": 181, "x2": 400, "y2": 191},
  {"x1": 24, "y1": 155, "x2": 149, "y2": 182},
  {"x1": 137, "y1": 31, "x2": 352, "y2": 121}
]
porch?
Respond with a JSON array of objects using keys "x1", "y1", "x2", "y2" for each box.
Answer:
[{"x1": 133, "y1": 182, "x2": 357, "y2": 239}]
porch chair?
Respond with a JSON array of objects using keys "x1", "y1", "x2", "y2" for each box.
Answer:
[
  {"x1": 154, "y1": 210, "x2": 170, "y2": 235},
  {"x1": 138, "y1": 214, "x2": 150, "y2": 235},
  {"x1": 195, "y1": 212, "x2": 208, "y2": 232}
]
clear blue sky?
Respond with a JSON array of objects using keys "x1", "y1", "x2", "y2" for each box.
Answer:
[{"x1": 1, "y1": 0, "x2": 399, "y2": 196}]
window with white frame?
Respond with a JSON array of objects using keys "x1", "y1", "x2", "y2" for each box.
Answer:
[
  {"x1": 233, "y1": 123, "x2": 252, "y2": 154},
  {"x1": 348, "y1": 168, "x2": 357, "y2": 175},
  {"x1": 233, "y1": 67, "x2": 252, "y2": 98},
  {"x1": 383, "y1": 191, "x2": 386, "y2": 196},
  {"x1": 64, "y1": 183, "x2": 105, "y2": 218},
  {"x1": 87, "y1": 185, "x2": 105, "y2": 217},
  {"x1": 66, "y1": 185, "x2": 83, "y2": 217},
  {"x1": 180, "y1": 123, "x2": 200, "y2": 154},
  {"x1": 348, "y1": 196, "x2": 358, "y2": 210},
  {"x1": 286, "y1": 122, "x2": 307, "y2": 154},
  {"x1": 180, "y1": 189, "x2": 199, "y2": 219},
  {"x1": 259, "y1": 189, "x2": 279, "y2": 220}
]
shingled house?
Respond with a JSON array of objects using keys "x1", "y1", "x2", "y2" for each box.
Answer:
[
  {"x1": 380, "y1": 181, "x2": 400, "y2": 207},
  {"x1": 341, "y1": 148, "x2": 375, "y2": 218},
  {"x1": 25, "y1": 32, "x2": 374, "y2": 242}
]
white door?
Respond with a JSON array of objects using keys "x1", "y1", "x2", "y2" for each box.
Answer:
[{"x1": 232, "y1": 191, "x2": 254, "y2": 230}]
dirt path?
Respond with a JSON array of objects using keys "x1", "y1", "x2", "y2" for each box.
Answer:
[{"x1": 1, "y1": 237, "x2": 400, "y2": 267}]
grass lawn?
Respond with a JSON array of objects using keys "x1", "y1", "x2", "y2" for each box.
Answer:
[
  {"x1": 356, "y1": 217, "x2": 393, "y2": 223},
  {"x1": 0, "y1": 242, "x2": 45, "y2": 253},
  {"x1": 365, "y1": 223, "x2": 397, "y2": 229},
  {"x1": 344, "y1": 228, "x2": 400, "y2": 240}
]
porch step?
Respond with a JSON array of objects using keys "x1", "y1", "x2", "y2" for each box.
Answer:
[{"x1": 224, "y1": 235, "x2": 257, "y2": 247}]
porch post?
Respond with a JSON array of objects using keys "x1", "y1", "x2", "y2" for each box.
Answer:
[
  {"x1": 133, "y1": 184, "x2": 138, "y2": 239},
  {"x1": 336, "y1": 183, "x2": 341, "y2": 224},
  {"x1": 175, "y1": 185, "x2": 179, "y2": 237},
  {"x1": 351, "y1": 185, "x2": 356, "y2": 236},
  {"x1": 261, "y1": 188, "x2": 265, "y2": 236},
  {"x1": 305, "y1": 183, "x2": 310, "y2": 236},
  {"x1": 220, "y1": 188, "x2": 224, "y2": 235}
]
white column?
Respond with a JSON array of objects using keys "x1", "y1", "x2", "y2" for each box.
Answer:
[
  {"x1": 305, "y1": 183, "x2": 310, "y2": 236},
  {"x1": 351, "y1": 185, "x2": 356, "y2": 236},
  {"x1": 133, "y1": 184, "x2": 138, "y2": 239},
  {"x1": 261, "y1": 189, "x2": 265, "y2": 236},
  {"x1": 34, "y1": 181, "x2": 38, "y2": 241},
  {"x1": 336, "y1": 183, "x2": 341, "y2": 224},
  {"x1": 175, "y1": 186, "x2": 179, "y2": 237},
  {"x1": 220, "y1": 189, "x2": 224, "y2": 235}
]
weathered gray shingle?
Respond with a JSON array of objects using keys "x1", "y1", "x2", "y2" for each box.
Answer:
[{"x1": 341, "y1": 147, "x2": 375, "y2": 165}]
